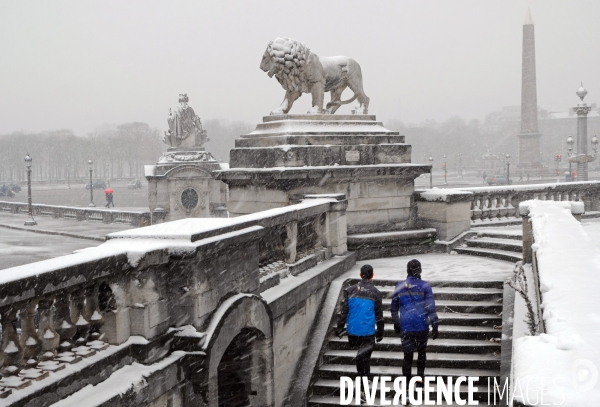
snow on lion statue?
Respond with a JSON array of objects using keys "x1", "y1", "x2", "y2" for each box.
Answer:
[{"x1": 260, "y1": 37, "x2": 370, "y2": 115}]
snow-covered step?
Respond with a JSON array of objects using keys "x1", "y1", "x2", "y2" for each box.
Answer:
[
  {"x1": 453, "y1": 247, "x2": 522, "y2": 263},
  {"x1": 323, "y1": 350, "x2": 500, "y2": 370},
  {"x1": 378, "y1": 286, "x2": 504, "y2": 301},
  {"x1": 382, "y1": 298, "x2": 503, "y2": 314},
  {"x1": 327, "y1": 337, "x2": 501, "y2": 354},
  {"x1": 318, "y1": 364, "x2": 499, "y2": 381},
  {"x1": 375, "y1": 324, "x2": 501, "y2": 340},
  {"x1": 370, "y1": 279, "x2": 505, "y2": 289},
  {"x1": 465, "y1": 237, "x2": 522, "y2": 253},
  {"x1": 382, "y1": 311, "x2": 502, "y2": 326},
  {"x1": 475, "y1": 230, "x2": 523, "y2": 241}
]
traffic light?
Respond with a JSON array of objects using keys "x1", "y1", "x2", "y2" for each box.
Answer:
[{"x1": 442, "y1": 163, "x2": 446, "y2": 169}]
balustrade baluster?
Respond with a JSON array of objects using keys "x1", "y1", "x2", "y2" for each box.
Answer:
[
  {"x1": 471, "y1": 197, "x2": 482, "y2": 222},
  {"x1": 37, "y1": 298, "x2": 65, "y2": 372},
  {"x1": 84, "y1": 284, "x2": 108, "y2": 351},
  {"x1": 489, "y1": 196, "x2": 499, "y2": 220},
  {"x1": 54, "y1": 292, "x2": 81, "y2": 364},
  {"x1": 0, "y1": 308, "x2": 30, "y2": 389},
  {"x1": 510, "y1": 196, "x2": 521, "y2": 218},
  {"x1": 18, "y1": 300, "x2": 49, "y2": 381},
  {"x1": 481, "y1": 196, "x2": 490, "y2": 221},
  {"x1": 498, "y1": 197, "x2": 508, "y2": 219},
  {"x1": 70, "y1": 288, "x2": 95, "y2": 358}
]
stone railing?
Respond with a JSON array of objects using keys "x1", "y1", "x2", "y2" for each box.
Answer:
[
  {"x1": 0, "y1": 194, "x2": 347, "y2": 405},
  {"x1": 0, "y1": 201, "x2": 166, "y2": 227},
  {"x1": 439, "y1": 181, "x2": 600, "y2": 223}
]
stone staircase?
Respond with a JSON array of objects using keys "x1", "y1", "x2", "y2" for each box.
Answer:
[
  {"x1": 307, "y1": 280, "x2": 504, "y2": 406},
  {"x1": 454, "y1": 230, "x2": 523, "y2": 263}
]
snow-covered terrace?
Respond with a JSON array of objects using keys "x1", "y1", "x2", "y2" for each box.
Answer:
[{"x1": 514, "y1": 200, "x2": 600, "y2": 406}]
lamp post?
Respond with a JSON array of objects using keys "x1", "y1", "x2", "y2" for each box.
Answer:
[
  {"x1": 568, "y1": 83, "x2": 597, "y2": 181},
  {"x1": 24, "y1": 154, "x2": 37, "y2": 226},
  {"x1": 106, "y1": 163, "x2": 110, "y2": 187},
  {"x1": 443, "y1": 155, "x2": 447, "y2": 185},
  {"x1": 505, "y1": 153, "x2": 511, "y2": 184},
  {"x1": 458, "y1": 153, "x2": 463, "y2": 178},
  {"x1": 567, "y1": 136, "x2": 574, "y2": 181},
  {"x1": 88, "y1": 159, "x2": 95, "y2": 207},
  {"x1": 67, "y1": 163, "x2": 71, "y2": 189},
  {"x1": 428, "y1": 156, "x2": 434, "y2": 188}
]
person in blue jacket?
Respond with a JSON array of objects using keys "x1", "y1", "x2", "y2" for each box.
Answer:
[
  {"x1": 390, "y1": 259, "x2": 439, "y2": 383},
  {"x1": 336, "y1": 264, "x2": 384, "y2": 379}
]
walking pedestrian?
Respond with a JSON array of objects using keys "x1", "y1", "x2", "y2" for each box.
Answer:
[
  {"x1": 105, "y1": 191, "x2": 114, "y2": 208},
  {"x1": 390, "y1": 259, "x2": 439, "y2": 387},
  {"x1": 336, "y1": 264, "x2": 384, "y2": 383},
  {"x1": 482, "y1": 172, "x2": 487, "y2": 185}
]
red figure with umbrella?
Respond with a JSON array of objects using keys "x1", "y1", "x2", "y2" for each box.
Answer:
[{"x1": 104, "y1": 188, "x2": 114, "y2": 208}]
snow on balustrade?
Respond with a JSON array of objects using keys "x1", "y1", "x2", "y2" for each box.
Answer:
[
  {"x1": 515, "y1": 200, "x2": 600, "y2": 406},
  {"x1": 0, "y1": 195, "x2": 345, "y2": 401},
  {"x1": 437, "y1": 180, "x2": 600, "y2": 223}
]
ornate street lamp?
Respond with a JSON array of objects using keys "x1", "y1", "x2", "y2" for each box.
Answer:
[
  {"x1": 428, "y1": 156, "x2": 434, "y2": 189},
  {"x1": 568, "y1": 83, "x2": 596, "y2": 180},
  {"x1": 567, "y1": 135, "x2": 574, "y2": 181},
  {"x1": 88, "y1": 159, "x2": 95, "y2": 207},
  {"x1": 505, "y1": 153, "x2": 511, "y2": 184},
  {"x1": 442, "y1": 155, "x2": 448, "y2": 185},
  {"x1": 24, "y1": 154, "x2": 37, "y2": 226}
]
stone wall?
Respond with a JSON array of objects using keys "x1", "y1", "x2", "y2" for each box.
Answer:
[{"x1": 262, "y1": 253, "x2": 356, "y2": 406}]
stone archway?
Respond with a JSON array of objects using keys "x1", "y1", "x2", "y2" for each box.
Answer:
[{"x1": 202, "y1": 294, "x2": 274, "y2": 407}]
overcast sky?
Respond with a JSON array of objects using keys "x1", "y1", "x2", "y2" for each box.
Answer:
[{"x1": 1, "y1": 0, "x2": 599, "y2": 136}]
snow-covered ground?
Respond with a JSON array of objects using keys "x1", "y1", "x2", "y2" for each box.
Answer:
[
  {"x1": 347, "y1": 253, "x2": 513, "y2": 282},
  {"x1": 582, "y1": 218, "x2": 600, "y2": 247}
]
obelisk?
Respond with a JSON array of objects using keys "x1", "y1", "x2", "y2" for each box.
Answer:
[{"x1": 518, "y1": 9, "x2": 542, "y2": 168}]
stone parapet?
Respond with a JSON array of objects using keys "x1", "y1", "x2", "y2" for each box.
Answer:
[
  {"x1": 0, "y1": 195, "x2": 351, "y2": 405},
  {"x1": 415, "y1": 190, "x2": 474, "y2": 241},
  {"x1": 347, "y1": 228, "x2": 437, "y2": 260}
]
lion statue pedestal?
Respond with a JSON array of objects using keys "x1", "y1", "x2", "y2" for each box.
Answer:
[{"x1": 215, "y1": 114, "x2": 430, "y2": 240}]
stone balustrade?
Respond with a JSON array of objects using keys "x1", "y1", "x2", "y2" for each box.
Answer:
[
  {"x1": 0, "y1": 201, "x2": 167, "y2": 227},
  {"x1": 0, "y1": 194, "x2": 348, "y2": 405},
  {"x1": 414, "y1": 181, "x2": 600, "y2": 242},
  {"x1": 432, "y1": 181, "x2": 600, "y2": 224}
]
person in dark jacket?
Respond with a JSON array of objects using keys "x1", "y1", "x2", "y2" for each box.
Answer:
[
  {"x1": 336, "y1": 264, "x2": 384, "y2": 379},
  {"x1": 105, "y1": 192, "x2": 114, "y2": 208},
  {"x1": 390, "y1": 259, "x2": 439, "y2": 383}
]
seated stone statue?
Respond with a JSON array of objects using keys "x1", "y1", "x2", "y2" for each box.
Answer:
[{"x1": 164, "y1": 94, "x2": 208, "y2": 148}]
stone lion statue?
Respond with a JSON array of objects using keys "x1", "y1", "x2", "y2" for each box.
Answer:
[{"x1": 260, "y1": 37, "x2": 370, "y2": 115}]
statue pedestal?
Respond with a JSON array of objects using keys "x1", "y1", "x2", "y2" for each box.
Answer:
[
  {"x1": 145, "y1": 149, "x2": 228, "y2": 222},
  {"x1": 216, "y1": 115, "x2": 429, "y2": 235}
]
